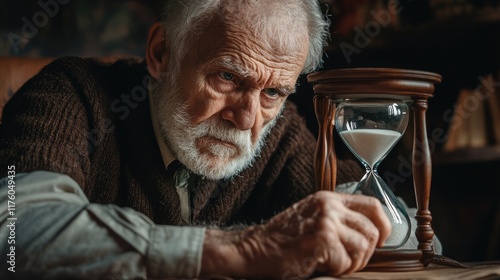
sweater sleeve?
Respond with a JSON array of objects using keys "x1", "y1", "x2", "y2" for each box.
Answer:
[
  {"x1": 0, "y1": 171, "x2": 205, "y2": 279},
  {"x1": 0, "y1": 57, "x2": 102, "y2": 187}
]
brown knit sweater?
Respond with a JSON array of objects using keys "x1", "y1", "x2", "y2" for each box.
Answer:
[{"x1": 0, "y1": 57, "x2": 362, "y2": 226}]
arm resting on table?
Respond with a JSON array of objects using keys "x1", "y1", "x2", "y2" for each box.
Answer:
[{"x1": 0, "y1": 171, "x2": 205, "y2": 279}]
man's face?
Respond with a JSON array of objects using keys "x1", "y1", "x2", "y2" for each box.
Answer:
[{"x1": 152, "y1": 18, "x2": 309, "y2": 180}]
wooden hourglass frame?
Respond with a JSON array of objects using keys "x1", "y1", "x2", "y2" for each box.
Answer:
[{"x1": 307, "y1": 68, "x2": 442, "y2": 271}]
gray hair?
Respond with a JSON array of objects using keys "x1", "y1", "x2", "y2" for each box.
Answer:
[{"x1": 160, "y1": 0, "x2": 330, "y2": 75}]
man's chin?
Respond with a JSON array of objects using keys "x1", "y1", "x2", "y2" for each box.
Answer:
[
  {"x1": 195, "y1": 158, "x2": 237, "y2": 179},
  {"x1": 196, "y1": 139, "x2": 241, "y2": 159},
  {"x1": 186, "y1": 154, "x2": 252, "y2": 180}
]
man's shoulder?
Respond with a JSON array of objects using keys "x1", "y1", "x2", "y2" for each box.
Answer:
[
  {"x1": 6, "y1": 55, "x2": 148, "y2": 124},
  {"x1": 42, "y1": 56, "x2": 145, "y2": 78},
  {"x1": 30, "y1": 56, "x2": 147, "y2": 100},
  {"x1": 262, "y1": 101, "x2": 316, "y2": 157},
  {"x1": 281, "y1": 101, "x2": 300, "y2": 116},
  {"x1": 275, "y1": 101, "x2": 315, "y2": 139},
  {"x1": 47, "y1": 55, "x2": 144, "y2": 67}
]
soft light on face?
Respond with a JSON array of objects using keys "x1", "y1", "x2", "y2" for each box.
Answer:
[
  {"x1": 150, "y1": 14, "x2": 309, "y2": 180},
  {"x1": 152, "y1": 74, "x2": 281, "y2": 180}
]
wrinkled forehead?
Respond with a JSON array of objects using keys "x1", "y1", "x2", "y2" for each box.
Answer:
[
  {"x1": 186, "y1": 14, "x2": 309, "y2": 82},
  {"x1": 184, "y1": 3, "x2": 309, "y2": 68},
  {"x1": 219, "y1": 0, "x2": 309, "y2": 54}
]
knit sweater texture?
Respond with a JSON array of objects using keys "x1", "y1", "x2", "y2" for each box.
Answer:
[{"x1": 0, "y1": 57, "x2": 362, "y2": 226}]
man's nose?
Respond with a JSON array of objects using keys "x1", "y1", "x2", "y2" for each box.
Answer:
[{"x1": 221, "y1": 92, "x2": 259, "y2": 131}]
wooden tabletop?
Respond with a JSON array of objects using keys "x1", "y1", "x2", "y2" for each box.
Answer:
[{"x1": 312, "y1": 262, "x2": 500, "y2": 280}]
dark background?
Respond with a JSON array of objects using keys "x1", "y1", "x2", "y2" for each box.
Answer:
[{"x1": 1, "y1": 0, "x2": 499, "y2": 263}]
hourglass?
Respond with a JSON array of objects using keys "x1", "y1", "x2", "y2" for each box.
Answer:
[
  {"x1": 335, "y1": 99, "x2": 411, "y2": 249},
  {"x1": 308, "y1": 68, "x2": 443, "y2": 271}
]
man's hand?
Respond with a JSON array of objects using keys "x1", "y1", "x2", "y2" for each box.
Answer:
[{"x1": 200, "y1": 191, "x2": 391, "y2": 279}]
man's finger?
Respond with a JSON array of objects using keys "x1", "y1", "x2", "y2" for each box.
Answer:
[
  {"x1": 339, "y1": 193, "x2": 392, "y2": 246},
  {"x1": 340, "y1": 211, "x2": 380, "y2": 269}
]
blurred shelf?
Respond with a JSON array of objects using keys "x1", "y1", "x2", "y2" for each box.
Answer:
[{"x1": 433, "y1": 145, "x2": 500, "y2": 166}]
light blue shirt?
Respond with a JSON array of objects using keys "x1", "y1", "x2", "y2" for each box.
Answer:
[{"x1": 0, "y1": 171, "x2": 205, "y2": 279}]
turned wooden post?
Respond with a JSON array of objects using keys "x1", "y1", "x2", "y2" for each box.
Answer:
[
  {"x1": 412, "y1": 98, "x2": 435, "y2": 259},
  {"x1": 313, "y1": 96, "x2": 336, "y2": 191}
]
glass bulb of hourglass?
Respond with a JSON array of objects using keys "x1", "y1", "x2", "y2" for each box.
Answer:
[{"x1": 335, "y1": 99, "x2": 411, "y2": 249}]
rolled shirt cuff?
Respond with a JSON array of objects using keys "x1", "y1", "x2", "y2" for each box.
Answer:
[{"x1": 148, "y1": 224, "x2": 206, "y2": 278}]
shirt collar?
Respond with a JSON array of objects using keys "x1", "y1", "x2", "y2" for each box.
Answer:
[{"x1": 149, "y1": 91, "x2": 177, "y2": 170}]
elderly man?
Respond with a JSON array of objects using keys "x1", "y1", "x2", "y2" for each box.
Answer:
[{"x1": 0, "y1": 0, "x2": 394, "y2": 279}]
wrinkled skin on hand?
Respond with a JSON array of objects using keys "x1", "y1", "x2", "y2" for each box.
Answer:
[{"x1": 238, "y1": 191, "x2": 392, "y2": 279}]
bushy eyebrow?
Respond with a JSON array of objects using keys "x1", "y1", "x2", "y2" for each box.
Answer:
[
  {"x1": 216, "y1": 57, "x2": 253, "y2": 77},
  {"x1": 280, "y1": 86, "x2": 297, "y2": 95},
  {"x1": 215, "y1": 56, "x2": 297, "y2": 95}
]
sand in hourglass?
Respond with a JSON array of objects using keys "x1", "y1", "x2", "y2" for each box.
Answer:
[
  {"x1": 340, "y1": 129, "x2": 410, "y2": 247},
  {"x1": 339, "y1": 129, "x2": 401, "y2": 167}
]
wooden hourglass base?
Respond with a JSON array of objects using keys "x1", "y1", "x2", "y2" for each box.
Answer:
[{"x1": 363, "y1": 249, "x2": 424, "y2": 272}]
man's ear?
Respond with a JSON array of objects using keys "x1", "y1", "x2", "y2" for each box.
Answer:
[{"x1": 146, "y1": 22, "x2": 170, "y2": 79}]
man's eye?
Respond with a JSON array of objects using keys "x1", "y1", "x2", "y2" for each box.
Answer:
[
  {"x1": 264, "y1": 88, "x2": 280, "y2": 97},
  {"x1": 219, "y1": 72, "x2": 235, "y2": 81}
]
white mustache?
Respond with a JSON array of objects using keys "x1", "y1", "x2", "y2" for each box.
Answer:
[{"x1": 192, "y1": 118, "x2": 252, "y2": 150}]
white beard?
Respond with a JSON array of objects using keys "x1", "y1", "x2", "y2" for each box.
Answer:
[{"x1": 151, "y1": 74, "x2": 281, "y2": 180}]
